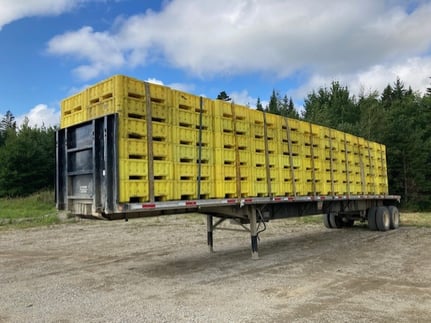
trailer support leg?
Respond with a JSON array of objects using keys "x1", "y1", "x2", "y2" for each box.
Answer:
[
  {"x1": 249, "y1": 206, "x2": 259, "y2": 260},
  {"x1": 207, "y1": 214, "x2": 214, "y2": 252}
]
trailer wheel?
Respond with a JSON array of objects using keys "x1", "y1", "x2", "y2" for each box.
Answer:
[
  {"x1": 388, "y1": 206, "x2": 400, "y2": 229},
  {"x1": 329, "y1": 213, "x2": 343, "y2": 229},
  {"x1": 323, "y1": 213, "x2": 333, "y2": 229},
  {"x1": 367, "y1": 207, "x2": 378, "y2": 231},
  {"x1": 376, "y1": 206, "x2": 390, "y2": 231}
]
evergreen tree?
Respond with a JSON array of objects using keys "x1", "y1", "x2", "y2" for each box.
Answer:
[
  {"x1": 0, "y1": 110, "x2": 17, "y2": 146},
  {"x1": 357, "y1": 91, "x2": 385, "y2": 141},
  {"x1": 302, "y1": 81, "x2": 358, "y2": 133},
  {"x1": 256, "y1": 97, "x2": 264, "y2": 111},
  {"x1": 279, "y1": 95, "x2": 289, "y2": 117},
  {"x1": 267, "y1": 90, "x2": 280, "y2": 115},
  {"x1": 0, "y1": 118, "x2": 55, "y2": 197},
  {"x1": 381, "y1": 84, "x2": 393, "y2": 109},
  {"x1": 426, "y1": 77, "x2": 431, "y2": 96},
  {"x1": 379, "y1": 81, "x2": 431, "y2": 209},
  {"x1": 216, "y1": 91, "x2": 231, "y2": 101},
  {"x1": 287, "y1": 97, "x2": 300, "y2": 119}
]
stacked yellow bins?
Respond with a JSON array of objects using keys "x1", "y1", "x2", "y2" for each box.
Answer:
[{"x1": 60, "y1": 75, "x2": 389, "y2": 203}]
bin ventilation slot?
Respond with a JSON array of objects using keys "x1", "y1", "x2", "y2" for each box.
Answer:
[
  {"x1": 179, "y1": 104, "x2": 192, "y2": 110},
  {"x1": 128, "y1": 133, "x2": 143, "y2": 139},
  {"x1": 129, "y1": 154, "x2": 144, "y2": 159},
  {"x1": 129, "y1": 197, "x2": 141, "y2": 203},
  {"x1": 152, "y1": 117, "x2": 165, "y2": 123},
  {"x1": 129, "y1": 176, "x2": 144, "y2": 180},
  {"x1": 128, "y1": 113, "x2": 144, "y2": 119},
  {"x1": 128, "y1": 92, "x2": 144, "y2": 99},
  {"x1": 102, "y1": 93, "x2": 113, "y2": 100}
]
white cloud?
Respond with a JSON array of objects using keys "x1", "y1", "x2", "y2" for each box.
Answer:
[
  {"x1": 143, "y1": 78, "x2": 195, "y2": 93},
  {"x1": 167, "y1": 82, "x2": 195, "y2": 93},
  {"x1": 46, "y1": 0, "x2": 431, "y2": 86},
  {"x1": 291, "y1": 56, "x2": 431, "y2": 99},
  {"x1": 0, "y1": 0, "x2": 86, "y2": 30},
  {"x1": 48, "y1": 26, "x2": 126, "y2": 80},
  {"x1": 16, "y1": 104, "x2": 60, "y2": 128},
  {"x1": 145, "y1": 78, "x2": 164, "y2": 85},
  {"x1": 230, "y1": 90, "x2": 255, "y2": 107}
]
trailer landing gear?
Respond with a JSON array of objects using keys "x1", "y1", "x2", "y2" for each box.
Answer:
[{"x1": 203, "y1": 205, "x2": 265, "y2": 259}]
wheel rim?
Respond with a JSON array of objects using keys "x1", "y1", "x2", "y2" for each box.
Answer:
[
  {"x1": 383, "y1": 212, "x2": 390, "y2": 228},
  {"x1": 393, "y1": 210, "x2": 400, "y2": 226},
  {"x1": 389, "y1": 206, "x2": 400, "y2": 229}
]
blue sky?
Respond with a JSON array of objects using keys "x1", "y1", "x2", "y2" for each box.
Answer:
[{"x1": 1, "y1": 0, "x2": 431, "y2": 127}]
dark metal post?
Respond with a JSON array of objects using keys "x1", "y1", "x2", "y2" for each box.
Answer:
[
  {"x1": 249, "y1": 206, "x2": 259, "y2": 259},
  {"x1": 207, "y1": 214, "x2": 214, "y2": 252}
]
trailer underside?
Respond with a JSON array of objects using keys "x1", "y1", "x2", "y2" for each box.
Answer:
[{"x1": 70, "y1": 195, "x2": 400, "y2": 258}]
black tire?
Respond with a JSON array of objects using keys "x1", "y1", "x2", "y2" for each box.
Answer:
[
  {"x1": 388, "y1": 206, "x2": 400, "y2": 229},
  {"x1": 329, "y1": 213, "x2": 343, "y2": 229},
  {"x1": 367, "y1": 207, "x2": 378, "y2": 231},
  {"x1": 323, "y1": 213, "x2": 333, "y2": 229},
  {"x1": 376, "y1": 206, "x2": 390, "y2": 231}
]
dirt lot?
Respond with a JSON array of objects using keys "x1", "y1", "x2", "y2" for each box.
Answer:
[{"x1": 1, "y1": 214, "x2": 431, "y2": 322}]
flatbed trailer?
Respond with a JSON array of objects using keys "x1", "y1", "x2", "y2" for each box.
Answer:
[{"x1": 56, "y1": 112, "x2": 400, "y2": 258}]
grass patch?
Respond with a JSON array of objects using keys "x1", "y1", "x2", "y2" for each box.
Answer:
[
  {"x1": 400, "y1": 212, "x2": 431, "y2": 228},
  {"x1": 281, "y1": 214, "x2": 323, "y2": 226},
  {"x1": 0, "y1": 190, "x2": 61, "y2": 229}
]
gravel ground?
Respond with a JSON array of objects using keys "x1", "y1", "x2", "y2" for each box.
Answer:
[{"x1": 1, "y1": 214, "x2": 431, "y2": 322}]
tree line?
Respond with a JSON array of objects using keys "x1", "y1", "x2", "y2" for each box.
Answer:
[
  {"x1": 1, "y1": 78, "x2": 430, "y2": 210},
  {"x1": 0, "y1": 111, "x2": 55, "y2": 197}
]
